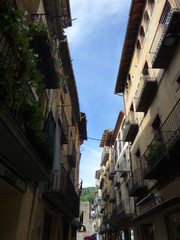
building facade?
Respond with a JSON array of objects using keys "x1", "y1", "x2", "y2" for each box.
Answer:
[
  {"x1": 0, "y1": 0, "x2": 87, "y2": 240},
  {"x1": 95, "y1": 1, "x2": 180, "y2": 240}
]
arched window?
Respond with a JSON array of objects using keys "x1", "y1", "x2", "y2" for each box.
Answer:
[
  {"x1": 140, "y1": 26, "x2": 145, "y2": 42},
  {"x1": 120, "y1": 231, "x2": 125, "y2": 240},
  {"x1": 144, "y1": 10, "x2": 150, "y2": 32},
  {"x1": 148, "y1": 0, "x2": 155, "y2": 16},
  {"x1": 142, "y1": 61, "x2": 149, "y2": 75},
  {"x1": 136, "y1": 39, "x2": 141, "y2": 57},
  {"x1": 129, "y1": 228, "x2": 134, "y2": 240},
  {"x1": 128, "y1": 74, "x2": 131, "y2": 82}
]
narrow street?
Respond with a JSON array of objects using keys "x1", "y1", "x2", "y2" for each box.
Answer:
[{"x1": 0, "y1": 0, "x2": 180, "y2": 240}]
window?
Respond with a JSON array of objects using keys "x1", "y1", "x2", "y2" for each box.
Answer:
[
  {"x1": 167, "y1": 211, "x2": 180, "y2": 240},
  {"x1": 120, "y1": 231, "x2": 125, "y2": 240},
  {"x1": 148, "y1": 0, "x2": 155, "y2": 16},
  {"x1": 141, "y1": 224, "x2": 155, "y2": 240},
  {"x1": 140, "y1": 26, "x2": 145, "y2": 43},
  {"x1": 152, "y1": 114, "x2": 161, "y2": 131},
  {"x1": 144, "y1": 11, "x2": 150, "y2": 32},
  {"x1": 142, "y1": 61, "x2": 149, "y2": 76},
  {"x1": 114, "y1": 142, "x2": 118, "y2": 164},
  {"x1": 129, "y1": 228, "x2": 134, "y2": 240},
  {"x1": 136, "y1": 39, "x2": 141, "y2": 51},
  {"x1": 130, "y1": 103, "x2": 134, "y2": 111},
  {"x1": 135, "y1": 148, "x2": 140, "y2": 158},
  {"x1": 176, "y1": 75, "x2": 180, "y2": 84}
]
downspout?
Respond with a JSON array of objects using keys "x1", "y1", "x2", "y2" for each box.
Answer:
[
  {"x1": 52, "y1": 109, "x2": 61, "y2": 190},
  {"x1": 45, "y1": 89, "x2": 53, "y2": 119},
  {"x1": 28, "y1": 184, "x2": 39, "y2": 240},
  {"x1": 129, "y1": 144, "x2": 140, "y2": 239}
]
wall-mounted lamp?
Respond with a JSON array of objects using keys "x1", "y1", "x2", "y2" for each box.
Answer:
[
  {"x1": 106, "y1": 222, "x2": 111, "y2": 230},
  {"x1": 163, "y1": 33, "x2": 180, "y2": 47}
]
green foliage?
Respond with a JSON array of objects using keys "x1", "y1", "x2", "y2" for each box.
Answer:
[
  {"x1": 0, "y1": 3, "x2": 42, "y2": 107},
  {"x1": 80, "y1": 187, "x2": 95, "y2": 204},
  {"x1": 22, "y1": 101, "x2": 53, "y2": 168},
  {"x1": 144, "y1": 142, "x2": 163, "y2": 167},
  {"x1": 0, "y1": 4, "x2": 53, "y2": 168}
]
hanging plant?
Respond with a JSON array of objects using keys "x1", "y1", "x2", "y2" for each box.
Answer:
[
  {"x1": 0, "y1": 4, "x2": 42, "y2": 107},
  {"x1": 0, "y1": 3, "x2": 53, "y2": 168}
]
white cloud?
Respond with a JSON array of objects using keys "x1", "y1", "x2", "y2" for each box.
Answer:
[
  {"x1": 79, "y1": 144, "x2": 102, "y2": 187},
  {"x1": 65, "y1": 0, "x2": 130, "y2": 48}
]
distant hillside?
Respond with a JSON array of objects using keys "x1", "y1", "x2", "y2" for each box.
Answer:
[{"x1": 80, "y1": 187, "x2": 95, "y2": 204}]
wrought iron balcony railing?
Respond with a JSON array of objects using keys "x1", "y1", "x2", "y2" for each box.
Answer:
[
  {"x1": 128, "y1": 169, "x2": 148, "y2": 196},
  {"x1": 134, "y1": 72, "x2": 158, "y2": 112},
  {"x1": 44, "y1": 165, "x2": 80, "y2": 218},
  {"x1": 141, "y1": 99, "x2": 180, "y2": 179},
  {"x1": 111, "y1": 198, "x2": 134, "y2": 223},
  {"x1": 122, "y1": 111, "x2": 139, "y2": 143},
  {"x1": 114, "y1": 174, "x2": 121, "y2": 187},
  {"x1": 30, "y1": 14, "x2": 59, "y2": 89},
  {"x1": 149, "y1": 0, "x2": 180, "y2": 68}
]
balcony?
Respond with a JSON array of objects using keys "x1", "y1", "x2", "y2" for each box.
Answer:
[
  {"x1": 128, "y1": 169, "x2": 148, "y2": 196},
  {"x1": 108, "y1": 162, "x2": 115, "y2": 180},
  {"x1": 122, "y1": 111, "x2": 139, "y2": 143},
  {"x1": 100, "y1": 177, "x2": 104, "y2": 190},
  {"x1": 0, "y1": 111, "x2": 51, "y2": 181},
  {"x1": 61, "y1": 107, "x2": 69, "y2": 144},
  {"x1": 109, "y1": 187, "x2": 116, "y2": 203},
  {"x1": 134, "y1": 73, "x2": 158, "y2": 112},
  {"x1": 30, "y1": 14, "x2": 59, "y2": 89},
  {"x1": 111, "y1": 198, "x2": 134, "y2": 224},
  {"x1": 102, "y1": 189, "x2": 110, "y2": 202},
  {"x1": 67, "y1": 142, "x2": 76, "y2": 168},
  {"x1": 114, "y1": 175, "x2": 121, "y2": 187},
  {"x1": 43, "y1": 0, "x2": 72, "y2": 36},
  {"x1": 150, "y1": 0, "x2": 180, "y2": 68},
  {"x1": 100, "y1": 203, "x2": 105, "y2": 213},
  {"x1": 100, "y1": 148, "x2": 109, "y2": 166},
  {"x1": 141, "y1": 99, "x2": 180, "y2": 180},
  {"x1": 136, "y1": 193, "x2": 163, "y2": 215},
  {"x1": 117, "y1": 146, "x2": 130, "y2": 177},
  {"x1": 118, "y1": 159, "x2": 130, "y2": 178},
  {"x1": 44, "y1": 165, "x2": 80, "y2": 218}
]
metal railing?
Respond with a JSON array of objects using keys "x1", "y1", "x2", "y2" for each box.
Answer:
[
  {"x1": 141, "y1": 99, "x2": 180, "y2": 175},
  {"x1": 59, "y1": 165, "x2": 80, "y2": 216},
  {"x1": 128, "y1": 168, "x2": 148, "y2": 194},
  {"x1": 149, "y1": 0, "x2": 180, "y2": 63},
  {"x1": 134, "y1": 71, "x2": 157, "y2": 111},
  {"x1": 122, "y1": 111, "x2": 139, "y2": 141},
  {"x1": 112, "y1": 198, "x2": 134, "y2": 220},
  {"x1": 31, "y1": 14, "x2": 55, "y2": 38}
]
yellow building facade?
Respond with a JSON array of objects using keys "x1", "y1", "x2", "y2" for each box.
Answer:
[{"x1": 115, "y1": 0, "x2": 180, "y2": 239}]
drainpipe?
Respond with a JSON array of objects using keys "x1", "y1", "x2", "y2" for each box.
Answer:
[
  {"x1": 129, "y1": 144, "x2": 139, "y2": 240},
  {"x1": 52, "y1": 108, "x2": 61, "y2": 190},
  {"x1": 45, "y1": 89, "x2": 53, "y2": 119},
  {"x1": 28, "y1": 184, "x2": 39, "y2": 240}
]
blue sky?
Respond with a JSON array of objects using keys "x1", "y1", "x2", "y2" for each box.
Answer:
[{"x1": 65, "y1": 0, "x2": 131, "y2": 187}]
